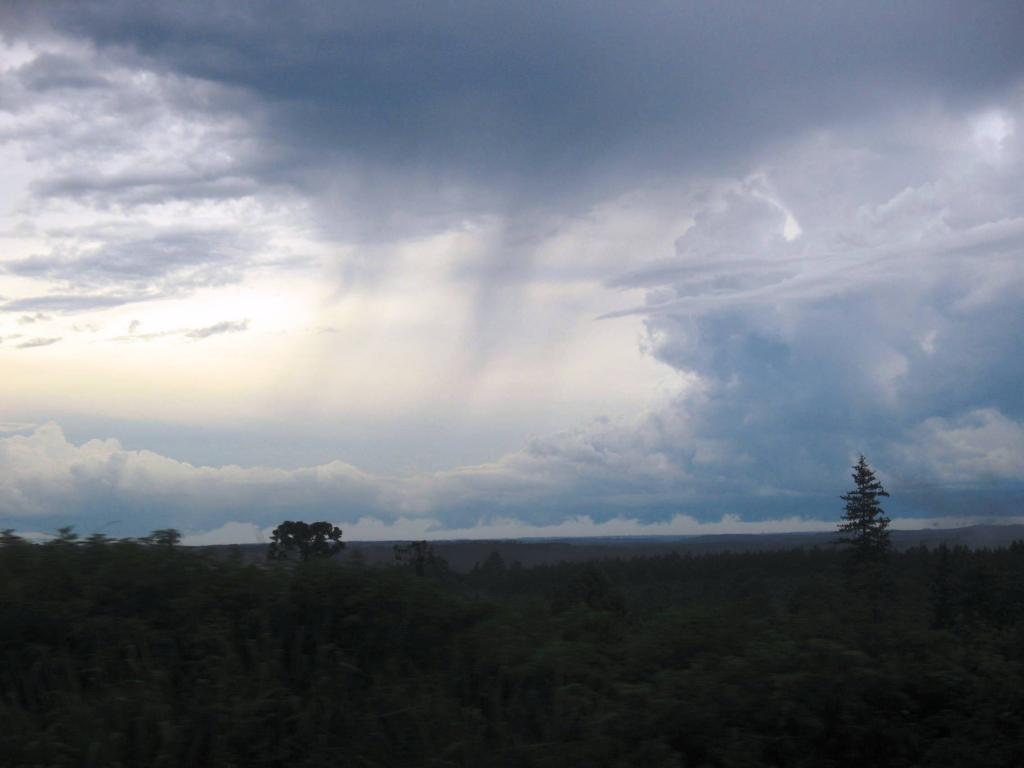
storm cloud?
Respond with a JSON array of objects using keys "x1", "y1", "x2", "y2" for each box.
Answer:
[
  {"x1": 3, "y1": 1, "x2": 1023, "y2": 232},
  {"x1": 0, "y1": 3, "x2": 1021, "y2": 539}
]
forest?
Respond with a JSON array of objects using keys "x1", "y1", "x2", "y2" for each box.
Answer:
[{"x1": 1, "y1": 526, "x2": 1023, "y2": 767}]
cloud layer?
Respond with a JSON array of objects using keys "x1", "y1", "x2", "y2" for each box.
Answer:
[{"x1": 2, "y1": 414, "x2": 1021, "y2": 541}]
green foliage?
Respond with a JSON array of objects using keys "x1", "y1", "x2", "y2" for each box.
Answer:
[
  {"x1": 267, "y1": 520, "x2": 344, "y2": 562},
  {"x1": 2, "y1": 534, "x2": 1024, "y2": 766}
]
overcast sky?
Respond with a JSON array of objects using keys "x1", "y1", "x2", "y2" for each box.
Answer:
[{"x1": 1, "y1": 1, "x2": 1022, "y2": 542}]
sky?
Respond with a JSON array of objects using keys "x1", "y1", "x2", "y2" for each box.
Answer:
[{"x1": 1, "y1": 1, "x2": 1023, "y2": 543}]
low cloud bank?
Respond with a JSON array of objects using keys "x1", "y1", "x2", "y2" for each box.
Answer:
[{"x1": 2, "y1": 422, "x2": 1021, "y2": 540}]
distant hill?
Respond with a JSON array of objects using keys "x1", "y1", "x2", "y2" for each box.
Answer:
[{"x1": 197, "y1": 524, "x2": 1024, "y2": 572}]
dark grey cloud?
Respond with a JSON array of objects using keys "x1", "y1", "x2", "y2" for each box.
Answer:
[
  {"x1": 608, "y1": 126, "x2": 1024, "y2": 518},
  {"x1": 5, "y1": 229, "x2": 248, "y2": 286},
  {"x1": 1, "y1": 293, "x2": 154, "y2": 314},
  {"x1": 6, "y1": 1, "x2": 1024, "y2": 222},
  {"x1": 32, "y1": 169, "x2": 263, "y2": 207},
  {"x1": 1, "y1": 229, "x2": 261, "y2": 314},
  {"x1": 16, "y1": 336, "x2": 62, "y2": 349},
  {"x1": 0, "y1": 42, "x2": 269, "y2": 218},
  {"x1": 4, "y1": 1, "x2": 1022, "y2": 327},
  {"x1": 13, "y1": 51, "x2": 109, "y2": 92}
]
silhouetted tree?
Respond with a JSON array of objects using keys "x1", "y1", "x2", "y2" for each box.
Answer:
[
  {"x1": 551, "y1": 562, "x2": 626, "y2": 613},
  {"x1": 478, "y1": 550, "x2": 506, "y2": 578},
  {"x1": 394, "y1": 540, "x2": 448, "y2": 576},
  {"x1": 0, "y1": 528, "x2": 24, "y2": 546},
  {"x1": 48, "y1": 526, "x2": 79, "y2": 545},
  {"x1": 930, "y1": 544, "x2": 958, "y2": 629},
  {"x1": 836, "y1": 455, "x2": 891, "y2": 562},
  {"x1": 961, "y1": 558, "x2": 999, "y2": 627},
  {"x1": 268, "y1": 520, "x2": 344, "y2": 561},
  {"x1": 149, "y1": 528, "x2": 182, "y2": 547}
]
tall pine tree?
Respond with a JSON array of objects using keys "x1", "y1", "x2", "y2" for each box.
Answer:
[{"x1": 837, "y1": 455, "x2": 891, "y2": 561}]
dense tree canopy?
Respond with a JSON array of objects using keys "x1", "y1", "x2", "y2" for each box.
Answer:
[
  {"x1": 393, "y1": 540, "x2": 448, "y2": 577},
  {"x1": 267, "y1": 520, "x2": 345, "y2": 561},
  {"x1": 2, "y1": 532, "x2": 1023, "y2": 766}
]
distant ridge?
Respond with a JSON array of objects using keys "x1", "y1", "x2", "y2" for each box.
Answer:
[{"x1": 199, "y1": 524, "x2": 1024, "y2": 572}]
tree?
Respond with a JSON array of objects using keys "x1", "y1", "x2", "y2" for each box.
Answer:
[
  {"x1": 836, "y1": 455, "x2": 891, "y2": 562},
  {"x1": 149, "y1": 528, "x2": 182, "y2": 547},
  {"x1": 393, "y1": 540, "x2": 448, "y2": 577},
  {"x1": 929, "y1": 544, "x2": 959, "y2": 629},
  {"x1": 478, "y1": 550, "x2": 507, "y2": 580},
  {"x1": 0, "y1": 529, "x2": 25, "y2": 546},
  {"x1": 268, "y1": 520, "x2": 344, "y2": 562},
  {"x1": 48, "y1": 526, "x2": 79, "y2": 545}
]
